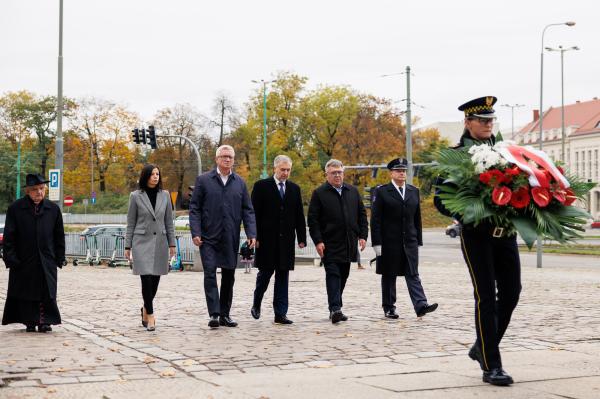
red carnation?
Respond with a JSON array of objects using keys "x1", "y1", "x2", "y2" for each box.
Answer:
[
  {"x1": 505, "y1": 166, "x2": 520, "y2": 176},
  {"x1": 531, "y1": 187, "x2": 551, "y2": 207},
  {"x1": 480, "y1": 169, "x2": 505, "y2": 186},
  {"x1": 564, "y1": 188, "x2": 577, "y2": 206},
  {"x1": 510, "y1": 187, "x2": 530, "y2": 209},
  {"x1": 479, "y1": 171, "x2": 492, "y2": 185},
  {"x1": 492, "y1": 186, "x2": 512, "y2": 206}
]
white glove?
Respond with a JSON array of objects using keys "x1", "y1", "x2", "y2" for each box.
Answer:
[{"x1": 373, "y1": 245, "x2": 382, "y2": 257}]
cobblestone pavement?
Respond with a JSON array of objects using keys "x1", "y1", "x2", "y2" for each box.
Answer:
[{"x1": 1, "y1": 242, "x2": 600, "y2": 398}]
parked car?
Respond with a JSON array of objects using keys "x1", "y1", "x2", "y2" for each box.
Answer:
[
  {"x1": 445, "y1": 222, "x2": 461, "y2": 238},
  {"x1": 0, "y1": 223, "x2": 4, "y2": 259},
  {"x1": 591, "y1": 220, "x2": 600, "y2": 229},
  {"x1": 174, "y1": 215, "x2": 190, "y2": 228}
]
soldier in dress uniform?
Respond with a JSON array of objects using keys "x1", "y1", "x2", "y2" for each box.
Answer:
[
  {"x1": 370, "y1": 158, "x2": 437, "y2": 319},
  {"x1": 434, "y1": 96, "x2": 521, "y2": 386}
]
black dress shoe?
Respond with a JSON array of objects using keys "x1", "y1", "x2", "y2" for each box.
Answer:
[
  {"x1": 483, "y1": 368, "x2": 514, "y2": 386},
  {"x1": 417, "y1": 303, "x2": 438, "y2": 317},
  {"x1": 25, "y1": 325, "x2": 36, "y2": 332},
  {"x1": 468, "y1": 343, "x2": 484, "y2": 369},
  {"x1": 329, "y1": 311, "x2": 348, "y2": 322},
  {"x1": 331, "y1": 310, "x2": 343, "y2": 324},
  {"x1": 141, "y1": 307, "x2": 147, "y2": 328},
  {"x1": 251, "y1": 306, "x2": 261, "y2": 320},
  {"x1": 274, "y1": 315, "x2": 293, "y2": 325},
  {"x1": 384, "y1": 310, "x2": 399, "y2": 319},
  {"x1": 208, "y1": 316, "x2": 220, "y2": 328},
  {"x1": 219, "y1": 316, "x2": 238, "y2": 327},
  {"x1": 38, "y1": 324, "x2": 52, "y2": 333}
]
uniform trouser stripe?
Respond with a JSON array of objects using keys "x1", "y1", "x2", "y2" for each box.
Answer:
[{"x1": 460, "y1": 231, "x2": 489, "y2": 370}]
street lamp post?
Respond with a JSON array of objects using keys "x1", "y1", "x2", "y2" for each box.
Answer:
[
  {"x1": 55, "y1": 0, "x2": 65, "y2": 211},
  {"x1": 500, "y1": 104, "x2": 525, "y2": 138},
  {"x1": 537, "y1": 21, "x2": 575, "y2": 269},
  {"x1": 251, "y1": 79, "x2": 277, "y2": 179},
  {"x1": 545, "y1": 45, "x2": 580, "y2": 162}
]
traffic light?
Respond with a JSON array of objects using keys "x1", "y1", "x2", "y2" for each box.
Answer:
[
  {"x1": 140, "y1": 128, "x2": 147, "y2": 145},
  {"x1": 147, "y1": 125, "x2": 157, "y2": 149},
  {"x1": 132, "y1": 128, "x2": 140, "y2": 144}
]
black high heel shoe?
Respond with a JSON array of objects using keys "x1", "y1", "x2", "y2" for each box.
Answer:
[{"x1": 141, "y1": 307, "x2": 148, "y2": 328}]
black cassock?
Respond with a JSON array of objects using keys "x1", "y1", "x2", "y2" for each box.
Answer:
[{"x1": 2, "y1": 197, "x2": 65, "y2": 327}]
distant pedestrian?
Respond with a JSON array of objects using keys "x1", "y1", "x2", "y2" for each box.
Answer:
[
  {"x1": 189, "y1": 145, "x2": 256, "y2": 328},
  {"x1": 307, "y1": 159, "x2": 368, "y2": 324},
  {"x1": 125, "y1": 164, "x2": 176, "y2": 331},
  {"x1": 250, "y1": 155, "x2": 306, "y2": 325},
  {"x1": 2, "y1": 173, "x2": 65, "y2": 333}
]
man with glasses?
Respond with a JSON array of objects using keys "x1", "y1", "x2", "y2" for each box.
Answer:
[
  {"x1": 434, "y1": 96, "x2": 521, "y2": 386},
  {"x1": 189, "y1": 145, "x2": 256, "y2": 328},
  {"x1": 2, "y1": 174, "x2": 65, "y2": 333},
  {"x1": 308, "y1": 159, "x2": 368, "y2": 324}
]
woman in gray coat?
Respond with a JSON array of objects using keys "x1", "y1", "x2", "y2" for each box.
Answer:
[{"x1": 125, "y1": 164, "x2": 175, "y2": 331}]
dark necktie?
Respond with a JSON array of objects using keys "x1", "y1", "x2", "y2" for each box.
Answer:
[{"x1": 279, "y1": 182, "x2": 285, "y2": 200}]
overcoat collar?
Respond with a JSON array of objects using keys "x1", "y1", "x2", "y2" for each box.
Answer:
[
  {"x1": 385, "y1": 182, "x2": 413, "y2": 202},
  {"x1": 209, "y1": 168, "x2": 237, "y2": 186},
  {"x1": 139, "y1": 189, "x2": 163, "y2": 218}
]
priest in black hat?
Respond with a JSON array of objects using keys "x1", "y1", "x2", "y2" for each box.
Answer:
[
  {"x1": 2, "y1": 173, "x2": 65, "y2": 333},
  {"x1": 434, "y1": 97, "x2": 521, "y2": 386},
  {"x1": 370, "y1": 158, "x2": 437, "y2": 320}
]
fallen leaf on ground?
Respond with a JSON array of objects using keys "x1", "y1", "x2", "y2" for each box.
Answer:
[
  {"x1": 143, "y1": 357, "x2": 157, "y2": 364},
  {"x1": 47, "y1": 388, "x2": 57, "y2": 394},
  {"x1": 182, "y1": 359, "x2": 196, "y2": 366},
  {"x1": 160, "y1": 368, "x2": 176, "y2": 377},
  {"x1": 55, "y1": 367, "x2": 68, "y2": 372},
  {"x1": 62, "y1": 342, "x2": 71, "y2": 346},
  {"x1": 344, "y1": 333, "x2": 353, "y2": 337}
]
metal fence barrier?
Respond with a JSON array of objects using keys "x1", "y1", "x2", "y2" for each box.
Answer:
[{"x1": 65, "y1": 231, "x2": 319, "y2": 265}]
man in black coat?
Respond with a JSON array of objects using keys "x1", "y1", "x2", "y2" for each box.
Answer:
[
  {"x1": 434, "y1": 96, "x2": 521, "y2": 386},
  {"x1": 370, "y1": 158, "x2": 438, "y2": 320},
  {"x1": 189, "y1": 145, "x2": 257, "y2": 328},
  {"x1": 250, "y1": 155, "x2": 307, "y2": 324},
  {"x1": 2, "y1": 173, "x2": 65, "y2": 333},
  {"x1": 308, "y1": 159, "x2": 368, "y2": 324}
]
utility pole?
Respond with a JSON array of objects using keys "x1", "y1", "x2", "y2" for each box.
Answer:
[
  {"x1": 55, "y1": 0, "x2": 64, "y2": 210},
  {"x1": 406, "y1": 66, "x2": 413, "y2": 184}
]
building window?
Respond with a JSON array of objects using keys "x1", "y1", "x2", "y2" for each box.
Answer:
[
  {"x1": 582, "y1": 151, "x2": 586, "y2": 177},
  {"x1": 575, "y1": 152, "x2": 579, "y2": 176}
]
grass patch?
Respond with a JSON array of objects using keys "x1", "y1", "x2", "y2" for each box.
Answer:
[{"x1": 518, "y1": 244, "x2": 600, "y2": 256}]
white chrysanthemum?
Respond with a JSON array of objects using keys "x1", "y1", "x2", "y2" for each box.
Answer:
[{"x1": 469, "y1": 143, "x2": 506, "y2": 170}]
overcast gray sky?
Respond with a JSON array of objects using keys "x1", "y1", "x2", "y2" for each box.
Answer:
[{"x1": 1, "y1": 0, "x2": 598, "y2": 132}]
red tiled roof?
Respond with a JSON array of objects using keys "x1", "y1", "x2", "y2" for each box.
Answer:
[{"x1": 519, "y1": 98, "x2": 600, "y2": 137}]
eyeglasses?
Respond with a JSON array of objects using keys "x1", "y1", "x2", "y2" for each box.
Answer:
[
  {"x1": 469, "y1": 117, "x2": 496, "y2": 125},
  {"x1": 327, "y1": 171, "x2": 344, "y2": 176},
  {"x1": 218, "y1": 155, "x2": 234, "y2": 160}
]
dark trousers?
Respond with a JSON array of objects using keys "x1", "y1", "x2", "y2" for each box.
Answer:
[
  {"x1": 381, "y1": 274, "x2": 428, "y2": 315},
  {"x1": 324, "y1": 262, "x2": 350, "y2": 312},
  {"x1": 203, "y1": 265, "x2": 236, "y2": 317},
  {"x1": 253, "y1": 269, "x2": 289, "y2": 317},
  {"x1": 140, "y1": 275, "x2": 161, "y2": 314},
  {"x1": 460, "y1": 230, "x2": 521, "y2": 371}
]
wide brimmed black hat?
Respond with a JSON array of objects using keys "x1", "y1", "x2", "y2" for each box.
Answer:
[
  {"x1": 24, "y1": 173, "x2": 50, "y2": 187},
  {"x1": 458, "y1": 96, "x2": 497, "y2": 118},
  {"x1": 387, "y1": 157, "x2": 408, "y2": 170}
]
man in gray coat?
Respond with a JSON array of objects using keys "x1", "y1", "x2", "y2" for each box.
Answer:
[{"x1": 189, "y1": 145, "x2": 256, "y2": 328}]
